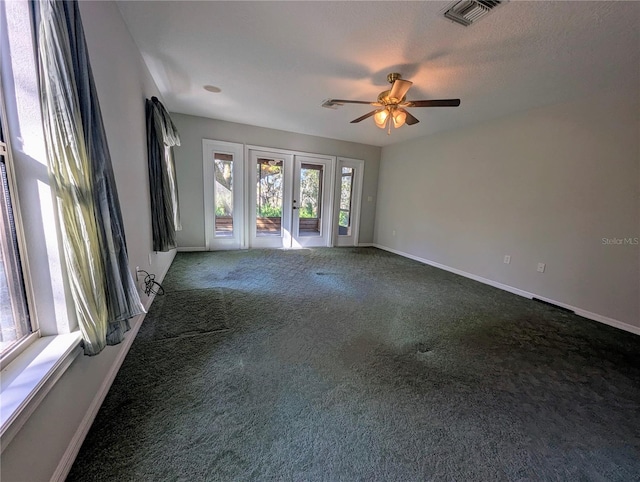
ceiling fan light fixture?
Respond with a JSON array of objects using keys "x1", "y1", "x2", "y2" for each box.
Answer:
[
  {"x1": 328, "y1": 72, "x2": 460, "y2": 133},
  {"x1": 374, "y1": 109, "x2": 389, "y2": 129},
  {"x1": 392, "y1": 109, "x2": 407, "y2": 128}
]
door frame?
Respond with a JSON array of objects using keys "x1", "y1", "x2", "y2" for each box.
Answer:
[
  {"x1": 247, "y1": 149, "x2": 294, "y2": 249},
  {"x1": 203, "y1": 139, "x2": 245, "y2": 250},
  {"x1": 334, "y1": 157, "x2": 364, "y2": 247},
  {"x1": 246, "y1": 145, "x2": 336, "y2": 248},
  {"x1": 292, "y1": 155, "x2": 335, "y2": 248}
]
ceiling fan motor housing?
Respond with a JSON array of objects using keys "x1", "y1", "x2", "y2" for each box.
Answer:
[
  {"x1": 387, "y1": 72, "x2": 402, "y2": 83},
  {"x1": 378, "y1": 90, "x2": 406, "y2": 106}
]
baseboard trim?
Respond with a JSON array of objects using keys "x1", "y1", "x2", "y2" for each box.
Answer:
[
  {"x1": 181, "y1": 245, "x2": 378, "y2": 251},
  {"x1": 51, "y1": 251, "x2": 176, "y2": 482},
  {"x1": 373, "y1": 244, "x2": 640, "y2": 336},
  {"x1": 157, "y1": 250, "x2": 177, "y2": 282},
  {"x1": 50, "y1": 313, "x2": 145, "y2": 482},
  {"x1": 177, "y1": 246, "x2": 206, "y2": 252}
]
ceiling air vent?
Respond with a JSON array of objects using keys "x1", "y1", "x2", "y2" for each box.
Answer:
[{"x1": 444, "y1": 0, "x2": 502, "y2": 26}]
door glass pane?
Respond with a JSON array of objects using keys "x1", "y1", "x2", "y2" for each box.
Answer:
[
  {"x1": 298, "y1": 164, "x2": 322, "y2": 237},
  {"x1": 256, "y1": 158, "x2": 283, "y2": 236},
  {"x1": 214, "y1": 153, "x2": 233, "y2": 237},
  {"x1": 339, "y1": 167, "x2": 354, "y2": 236}
]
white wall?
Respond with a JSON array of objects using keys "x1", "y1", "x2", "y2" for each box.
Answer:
[
  {"x1": 1, "y1": 2, "x2": 174, "y2": 480},
  {"x1": 170, "y1": 113, "x2": 381, "y2": 248},
  {"x1": 375, "y1": 90, "x2": 639, "y2": 329}
]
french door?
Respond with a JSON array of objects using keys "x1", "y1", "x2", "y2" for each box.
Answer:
[
  {"x1": 203, "y1": 140, "x2": 244, "y2": 250},
  {"x1": 249, "y1": 149, "x2": 334, "y2": 248},
  {"x1": 293, "y1": 156, "x2": 334, "y2": 247},
  {"x1": 334, "y1": 157, "x2": 364, "y2": 247}
]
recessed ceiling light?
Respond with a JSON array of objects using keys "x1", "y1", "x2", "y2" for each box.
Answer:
[{"x1": 203, "y1": 85, "x2": 221, "y2": 93}]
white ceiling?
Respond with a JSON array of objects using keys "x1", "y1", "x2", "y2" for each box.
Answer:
[{"x1": 117, "y1": 1, "x2": 639, "y2": 147}]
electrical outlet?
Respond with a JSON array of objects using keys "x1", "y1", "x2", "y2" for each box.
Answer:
[
  {"x1": 537, "y1": 262, "x2": 546, "y2": 273},
  {"x1": 503, "y1": 255, "x2": 511, "y2": 264},
  {"x1": 392, "y1": 230, "x2": 396, "y2": 236}
]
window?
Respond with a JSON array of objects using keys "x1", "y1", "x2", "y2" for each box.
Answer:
[
  {"x1": 214, "y1": 153, "x2": 234, "y2": 237},
  {"x1": 299, "y1": 164, "x2": 323, "y2": 219},
  {"x1": 339, "y1": 167, "x2": 355, "y2": 236},
  {"x1": 256, "y1": 158, "x2": 283, "y2": 236},
  {"x1": 0, "y1": 117, "x2": 32, "y2": 360}
]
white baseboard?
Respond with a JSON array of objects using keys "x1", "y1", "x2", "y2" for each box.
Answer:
[
  {"x1": 373, "y1": 244, "x2": 640, "y2": 336},
  {"x1": 51, "y1": 314, "x2": 145, "y2": 482},
  {"x1": 52, "y1": 251, "x2": 176, "y2": 482},
  {"x1": 358, "y1": 243, "x2": 374, "y2": 247},
  {"x1": 157, "y1": 249, "x2": 176, "y2": 282},
  {"x1": 177, "y1": 246, "x2": 206, "y2": 252}
]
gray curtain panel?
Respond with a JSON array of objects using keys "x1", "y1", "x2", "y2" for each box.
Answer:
[
  {"x1": 146, "y1": 96, "x2": 181, "y2": 252},
  {"x1": 35, "y1": 0, "x2": 145, "y2": 355}
]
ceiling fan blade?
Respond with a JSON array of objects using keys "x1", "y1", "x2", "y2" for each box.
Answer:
[
  {"x1": 400, "y1": 108, "x2": 420, "y2": 125},
  {"x1": 389, "y1": 79, "x2": 413, "y2": 102},
  {"x1": 407, "y1": 99, "x2": 461, "y2": 107},
  {"x1": 330, "y1": 99, "x2": 378, "y2": 105},
  {"x1": 350, "y1": 110, "x2": 377, "y2": 123}
]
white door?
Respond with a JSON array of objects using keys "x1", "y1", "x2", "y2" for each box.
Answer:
[
  {"x1": 203, "y1": 140, "x2": 244, "y2": 250},
  {"x1": 335, "y1": 157, "x2": 364, "y2": 247},
  {"x1": 249, "y1": 149, "x2": 334, "y2": 248},
  {"x1": 291, "y1": 156, "x2": 334, "y2": 248},
  {"x1": 249, "y1": 150, "x2": 293, "y2": 248}
]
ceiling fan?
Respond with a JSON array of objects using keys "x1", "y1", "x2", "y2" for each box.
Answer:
[{"x1": 322, "y1": 73, "x2": 460, "y2": 133}]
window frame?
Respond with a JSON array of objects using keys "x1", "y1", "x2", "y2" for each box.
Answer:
[
  {"x1": 0, "y1": 0, "x2": 84, "y2": 450},
  {"x1": 0, "y1": 89, "x2": 39, "y2": 369}
]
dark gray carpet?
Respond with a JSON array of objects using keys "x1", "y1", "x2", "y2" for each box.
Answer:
[{"x1": 67, "y1": 248, "x2": 640, "y2": 481}]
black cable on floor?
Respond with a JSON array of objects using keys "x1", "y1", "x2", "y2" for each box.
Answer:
[{"x1": 137, "y1": 270, "x2": 165, "y2": 296}]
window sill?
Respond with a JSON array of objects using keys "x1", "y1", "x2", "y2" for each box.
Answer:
[{"x1": 0, "y1": 332, "x2": 82, "y2": 452}]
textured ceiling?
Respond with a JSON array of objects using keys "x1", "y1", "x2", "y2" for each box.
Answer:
[{"x1": 117, "y1": 1, "x2": 639, "y2": 147}]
